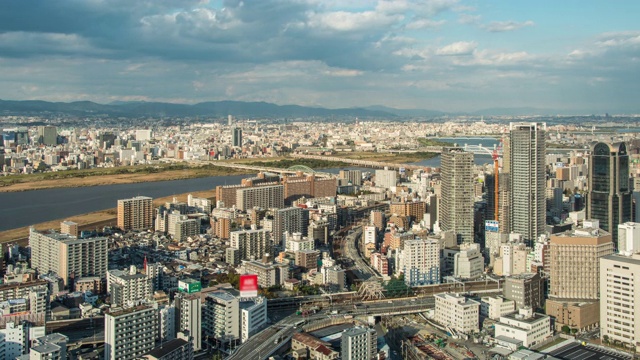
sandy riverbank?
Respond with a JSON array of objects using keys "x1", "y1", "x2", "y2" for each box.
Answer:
[{"x1": 0, "y1": 190, "x2": 216, "y2": 245}]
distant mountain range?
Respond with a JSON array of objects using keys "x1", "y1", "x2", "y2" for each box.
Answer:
[{"x1": 0, "y1": 99, "x2": 600, "y2": 118}]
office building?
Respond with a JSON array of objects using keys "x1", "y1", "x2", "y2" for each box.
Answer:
[
  {"x1": 105, "y1": 303, "x2": 158, "y2": 360},
  {"x1": 374, "y1": 167, "x2": 396, "y2": 189},
  {"x1": 454, "y1": 243, "x2": 484, "y2": 280},
  {"x1": 600, "y1": 253, "x2": 640, "y2": 351},
  {"x1": 36, "y1": 126, "x2": 57, "y2": 146},
  {"x1": 434, "y1": 293, "x2": 480, "y2": 334},
  {"x1": 175, "y1": 293, "x2": 201, "y2": 351},
  {"x1": 618, "y1": 222, "x2": 640, "y2": 254},
  {"x1": 236, "y1": 185, "x2": 284, "y2": 211},
  {"x1": 509, "y1": 122, "x2": 546, "y2": 244},
  {"x1": 203, "y1": 291, "x2": 240, "y2": 346},
  {"x1": 588, "y1": 142, "x2": 632, "y2": 247},
  {"x1": 402, "y1": 238, "x2": 440, "y2": 286},
  {"x1": 232, "y1": 127, "x2": 242, "y2": 147},
  {"x1": 494, "y1": 307, "x2": 552, "y2": 348},
  {"x1": 503, "y1": 273, "x2": 544, "y2": 310},
  {"x1": 549, "y1": 221, "x2": 613, "y2": 300},
  {"x1": 480, "y1": 296, "x2": 515, "y2": 320},
  {"x1": 239, "y1": 296, "x2": 267, "y2": 343},
  {"x1": 107, "y1": 267, "x2": 153, "y2": 307},
  {"x1": 341, "y1": 327, "x2": 377, "y2": 360},
  {"x1": 440, "y1": 147, "x2": 474, "y2": 244},
  {"x1": 29, "y1": 228, "x2": 108, "y2": 286},
  {"x1": 339, "y1": 169, "x2": 362, "y2": 186},
  {"x1": 230, "y1": 228, "x2": 273, "y2": 262},
  {"x1": 117, "y1": 196, "x2": 153, "y2": 231},
  {"x1": 545, "y1": 299, "x2": 599, "y2": 332}
]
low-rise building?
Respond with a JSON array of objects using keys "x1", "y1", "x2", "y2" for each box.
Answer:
[
  {"x1": 480, "y1": 296, "x2": 516, "y2": 320},
  {"x1": 494, "y1": 307, "x2": 552, "y2": 348},
  {"x1": 291, "y1": 333, "x2": 339, "y2": 360},
  {"x1": 434, "y1": 293, "x2": 480, "y2": 334}
]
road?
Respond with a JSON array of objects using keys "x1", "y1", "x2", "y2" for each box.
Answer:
[{"x1": 343, "y1": 226, "x2": 380, "y2": 280}]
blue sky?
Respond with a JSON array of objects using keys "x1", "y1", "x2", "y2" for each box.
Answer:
[{"x1": 0, "y1": 0, "x2": 638, "y2": 113}]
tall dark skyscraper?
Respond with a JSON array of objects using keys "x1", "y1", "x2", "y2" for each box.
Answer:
[
  {"x1": 232, "y1": 127, "x2": 243, "y2": 147},
  {"x1": 509, "y1": 122, "x2": 546, "y2": 244},
  {"x1": 588, "y1": 142, "x2": 632, "y2": 247}
]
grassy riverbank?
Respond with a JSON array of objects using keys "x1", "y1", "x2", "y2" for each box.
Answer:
[
  {"x1": 0, "y1": 163, "x2": 252, "y2": 192},
  {"x1": 330, "y1": 151, "x2": 439, "y2": 163}
]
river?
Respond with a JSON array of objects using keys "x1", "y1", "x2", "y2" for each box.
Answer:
[{"x1": 0, "y1": 139, "x2": 502, "y2": 232}]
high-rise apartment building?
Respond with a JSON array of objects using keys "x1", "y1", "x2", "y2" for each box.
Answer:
[
  {"x1": 107, "y1": 267, "x2": 153, "y2": 307},
  {"x1": 440, "y1": 147, "x2": 474, "y2": 244},
  {"x1": 618, "y1": 222, "x2": 640, "y2": 254},
  {"x1": 29, "y1": 228, "x2": 108, "y2": 286},
  {"x1": 239, "y1": 297, "x2": 267, "y2": 343},
  {"x1": 341, "y1": 327, "x2": 377, "y2": 360},
  {"x1": 272, "y1": 207, "x2": 305, "y2": 245},
  {"x1": 389, "y1": 201, "x2": 426, "y2": 222},
  {"x1": 600, "y1": 253, "x2": 640, "y2": 351},
  {"x1": 230, "y1": 228, "x2": 273, "y2": 262},
  {"x1": 175, "y1": 293, "x2": 202, "y2": 351},
  {"x1": 402, "y1": 238, "x2": 440, "y2": 286},
  {"x1": 203, "y1": 291, "x2": 240, "y2": 345},
  {"x1": 236, "y1": 185, "x2": 284, "y2": 211},
  {"x1": 509, "y1": 122, "x2": 546, "y2": 244},
  {"x1": 282, "y1": 173, "x2": 337, "y2": 205},
  {"x1": 105, "y1": 303, "x2": 158, "y2": 360},
  {"x1": 338, "y1": 169, "x2": 362, "y2": 186},
  {"x1": 374, "y1": 167, "x2": 396, "y2": 189},
  {"x1": 588, "y1": 142, "x2": 632, "y2": 247},
  {"x1": 549, "y1": 221, "x2": 613, "y2": 300},
  {"x1": 117, "y1": 196, "x2": 153, "y2": 231}
]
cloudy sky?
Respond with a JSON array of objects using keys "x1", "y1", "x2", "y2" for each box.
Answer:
[{"x1": 1, "y1": 0, "x2": 639, "y2": 113}]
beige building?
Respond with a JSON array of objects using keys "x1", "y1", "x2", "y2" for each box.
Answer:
[
  {"x1": 236, "y1": 184, "x2": 284, "y2": 211},
  {"x1": 60, "y1": 221, "x2": 78, "y2": 237},
  {"x1": 549, "y1": 221, "x2": 613, "y2": 300},
  {"x1": 434, "y1": 293, "x2": 480, "y2": 334},
  {"x1": 600, "y1": 253, "x2": 640, "y2": 350},
  {"x1": 292, "y1": 332, "x2": 339, "y2": 360},
  {"x1": 545, "y1": 299, "x2": 599, "y2": 332},
  {"x1": 29, "y1": 228, "x2": 108, "y2": 286},
  {"x1": 117, "y1": 196, "x2": 153, "y2": 230},
  {"x1": 440, "y1": 148, "x2": 474, "y2": 244},
  {"x1": 494, "y1": 307, "x2": 552, "y2": 348},
  {"x1": 480, "y1": 296, "x2": 516, "y2": 320},
  {"x1": 503, "y1": 273, "x2": 544, "y2": 310}
]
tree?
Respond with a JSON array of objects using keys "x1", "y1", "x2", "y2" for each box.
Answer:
[{"x1": 561, "y1": 325, "x2": 571, "y2": 334}]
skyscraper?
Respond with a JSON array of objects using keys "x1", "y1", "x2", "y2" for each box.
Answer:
[
  {"x1": 587, "y1": 142, "x2": 632, "y2": 246},
  {"x1": 36, "y1": 125, "x2": 57, "y2": 146},
  {"x1": 233, "y1": 127, "x2": 242, "y2": 147},
  {"x1": 509, "y1": 122, "x2": 546, "y2": 244},
  {"x1": 440, "y1": 147, "x2": 474, "y2": 244}
]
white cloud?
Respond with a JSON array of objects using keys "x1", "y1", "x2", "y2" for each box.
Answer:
[
  {"x1": 436, "y1": 41, "x2": 476, "y2": 56},
  {"x1": 406, "y1": 19, "x2": 446, "y2": 30},
  {"x1": 307, "y1": 10, "x2": 403, "y2": 32},
  {"x1": 483, "y1": 20, "x2": 534, "y2": 32}
]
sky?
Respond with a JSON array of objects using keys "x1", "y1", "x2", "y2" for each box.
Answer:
[{"x1": 0, "y1": 0, "x2": 639, "y2": 113}]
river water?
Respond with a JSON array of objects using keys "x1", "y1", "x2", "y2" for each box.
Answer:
[{"x1": 0, "y1": 137, "x2": 501, "y2": 232}]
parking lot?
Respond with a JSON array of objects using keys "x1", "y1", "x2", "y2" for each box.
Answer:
[{"x1": 549, "y1": 342, "x2": 632, "y2": 360}]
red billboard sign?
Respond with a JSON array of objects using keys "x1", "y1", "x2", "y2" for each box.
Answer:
[{"x1": 240, "y1": 274, "x2": 258, "y2": 298}]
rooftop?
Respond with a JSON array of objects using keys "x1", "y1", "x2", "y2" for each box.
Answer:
[{"x1": 146, "y1": 338, "x2": 188, "y2": 357}]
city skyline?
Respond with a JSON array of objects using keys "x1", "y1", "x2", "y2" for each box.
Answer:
[{"x1": 0, "y1": 1, "x2": 639, "y2": 113}]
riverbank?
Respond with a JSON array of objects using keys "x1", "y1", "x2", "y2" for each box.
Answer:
[
  {"x1": 0, "y1": 190, "x2": 216, "y2": 245},
  {"x1": 329, "y1": 151, "x2": 439, "y2": 163},
  {"x1": 0, "y1": 164, "x2": 252, "y2": 193}
]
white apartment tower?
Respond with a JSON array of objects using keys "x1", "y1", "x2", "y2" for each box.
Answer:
[
  {"x1": 402, "y1": 238, "x2": 440, "y2": 286},
  {"x1": 509, "y1": 122, "x2": 546, "y2": 244},
  {"x1": 107, "y1": 267, "x2": 153, "y2": 307},
  {"x1": 600, "y1": 254, "x2": 640, "y2": 351},
  {"x1": 105, "y1": 303, "x2": 158, "y2": 360},
  {"x1": 230, "y1": 228, "x2": 273, "y2": 261},
  {"x1": 175, "y1": 293, "x2": 202, "y2": 351},
  {"x1": 440, "y1": 148, "x2": 474, "y2": 244}
]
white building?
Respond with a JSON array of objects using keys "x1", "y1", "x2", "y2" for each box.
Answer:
[
  {"x1": 454, "y1": 243, "x2": 484, "y2": 279},
  {"x1": 105, "y1": 303, "x2": 158, "y2": 360},
  {"x1": 434, "y1": 293, "x2": 480, "y2": 334},
  {"x1": 600, "y1": 253, "x2": 640, "y2": 350},
  {"x1": 494, "y1": 307, "x2": 552, "y2": 348},
  {"x1": 0, "y1": 322, "x2": 26, "y2": 360},
  {"x1": 402, "y1": 238, "x2": 440, "y2": 286},
  {"x1": 230, "y1": 228, "x2": 273, "y2": 262},
  {"x1": 107, "y1": 267, "x2": 153, "y2": 307},
  {"x1": 480, "y1": 296, "x2": 516, "y2": 320},
  {"x1": 30, "y1": 333, "x2": 68, "y2": 360},
  {"x1": 341, "y1": 327, "x2": 377, "y2": 360},
  {"x1": 175, "y1": 294, "x2": 202, "y2": 351},
  {"x1": 374, "y1": 167, "x2": 396, "y2": 189},
  {"x1": 285, "y1": 232, "x2": 314, "y2": 253},
  {"x1": 158, "y1": 304, "x2": 176, "y2": 341},
  {"x1": 618, "y1": 222, "x2": 640, "y2": 255},
  {"x1": 203, "y1": 291, "x2": 240, "y2": 344},
  {"x1": 364, "y1": 226, "x2": 376, "y2": 245},
  {"x1": 239, "y1": 297, "x2": 267, "y2": 343}
]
